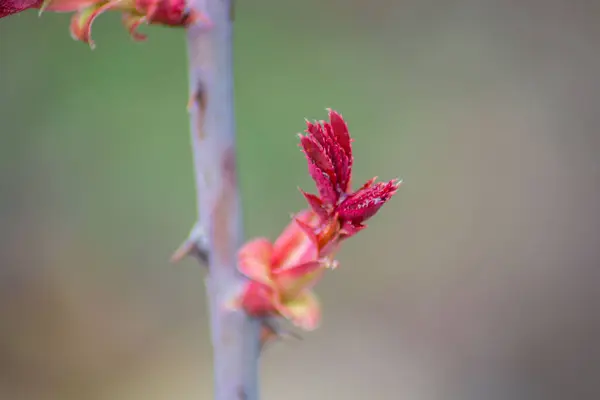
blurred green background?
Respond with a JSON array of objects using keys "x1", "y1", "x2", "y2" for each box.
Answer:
[{"x1": 1, "y1": 1, "x2": 599, "y2": 399}]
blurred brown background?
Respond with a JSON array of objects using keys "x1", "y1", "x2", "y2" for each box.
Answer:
[{"x1": 1, "y1": 0, "x2": 599, "y2": 399}]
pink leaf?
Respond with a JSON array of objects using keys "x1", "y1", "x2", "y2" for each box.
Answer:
[
  {"x1": 237, "y1": 238, "x2": 274, "y2": 285},
  {"x1": 271, "y1": 210, "x2": 320, "y2": 270},
  {"x1": 272, "y1": 261, "x2": 325, "y2": 301},
  {"x1": 279, "y1": 291, "x2": 321, "y2": 331}
]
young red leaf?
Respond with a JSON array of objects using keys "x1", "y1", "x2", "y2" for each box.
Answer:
[
  {"x1": 0, "y1": 0, "x2": 41, "y2": 17},
  {"x1": 327, "y1": 109, "x2": 352, "y2": 163},
  {"x1": 337, "y1": 179, "x2": 401, "y2": 225},
  {"x1": 299, "y1": 189, "x2": 329, "y2": 220},
  {"x1": 299, "y1": 135, "x2": 336, "y2": 184}
]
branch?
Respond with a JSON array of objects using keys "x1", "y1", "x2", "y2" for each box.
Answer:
[{"x1": 177, "y1": 0, "x2": 262, "y2": 399}]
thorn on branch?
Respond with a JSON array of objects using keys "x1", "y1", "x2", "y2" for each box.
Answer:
[
  {"x1": 187, "y1": 79, "x2": 208, "y2": 113},
  {"x1": 188, "y1": 79, "x2": 208, "y2": 140},
  {"x1": 259, "y1": 318, "x2": 303, "y2": 353},
  {"x1": 171, "y1": 222, "x2": 209, "y2": 264}
]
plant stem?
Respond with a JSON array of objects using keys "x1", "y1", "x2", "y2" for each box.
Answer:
[{"x1": 184, "y1": 1, "x2": 261, "y2": 399}]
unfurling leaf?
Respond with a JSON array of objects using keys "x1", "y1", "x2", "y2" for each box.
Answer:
[
  {"x1": 0, "y1": 0, "x2": 212, "y2": 47},
  {"x1": 298, "y1": 109, "x2": 401, "y2": 252}
]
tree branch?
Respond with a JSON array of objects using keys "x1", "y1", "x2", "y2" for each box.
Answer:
[{"x1": 181, "y1": 0, "x2": 261, "y2": 399}]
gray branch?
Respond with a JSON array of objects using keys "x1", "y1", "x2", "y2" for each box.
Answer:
[{"x1": 182, "y1": 1, "x2": 262, "y2": 398}]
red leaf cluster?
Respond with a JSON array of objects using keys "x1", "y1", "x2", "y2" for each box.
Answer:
[
  {"x1": 0, "y1": 0, "x2": 210, "y2": 47},
  {"x1": 298, "y1": 109, "x2": 401, "y2": 252}
]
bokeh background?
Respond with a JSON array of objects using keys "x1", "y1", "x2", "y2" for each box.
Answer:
[{"x1": 1, "y1": 1, "x2": 599, "y2": 399}]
